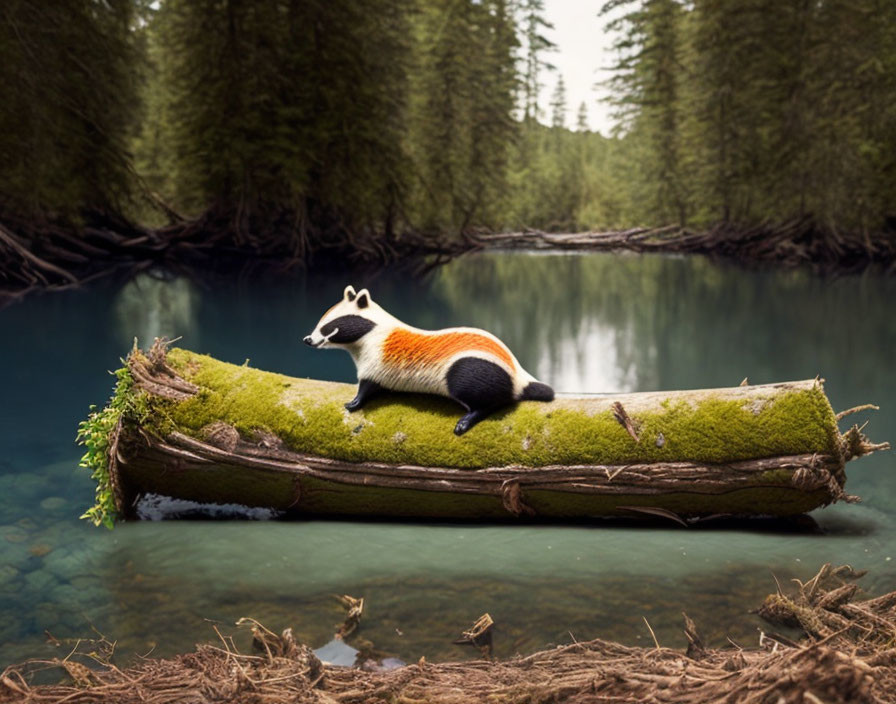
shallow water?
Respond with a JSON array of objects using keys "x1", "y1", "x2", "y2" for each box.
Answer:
[{"x1": 1, "y1": 252, "x2": 894, "y2": 667}]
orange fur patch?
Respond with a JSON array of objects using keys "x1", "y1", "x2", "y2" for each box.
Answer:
[{"x1": 383, "y1": 329, "x2": 515, "y2": 370}]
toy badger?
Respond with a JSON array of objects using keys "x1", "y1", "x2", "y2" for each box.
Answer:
[{"x1": 304, "y1": 286, "x2": 554, "y2": 435}]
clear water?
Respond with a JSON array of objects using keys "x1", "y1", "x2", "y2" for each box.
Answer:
[{"x1": 1, "y1": 252, "x2": 894, "y2": 667}]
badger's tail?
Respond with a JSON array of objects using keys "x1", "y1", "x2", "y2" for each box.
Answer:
[{"x1": 520, "y1": 381, "x2": 554, "y2": 402}]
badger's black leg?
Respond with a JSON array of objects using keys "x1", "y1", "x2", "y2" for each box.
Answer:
[
  {"x1": 446, "y1": 358, "x2": 515, "y2": 435},
  {"x1": 455, "y1": 409, "x2": 493, "y2": 436},
  {"x1": 345, "y1": 379, "x2": 384, "y2": 412}
]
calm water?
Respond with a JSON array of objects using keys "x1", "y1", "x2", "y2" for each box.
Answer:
[{"x1": 1, "y1": 251, "x2": 894, "y2": 668}]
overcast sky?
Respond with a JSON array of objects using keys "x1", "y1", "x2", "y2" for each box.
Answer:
[{"x1": 538, "y1": 1, "x2": 617, "y2": 135}]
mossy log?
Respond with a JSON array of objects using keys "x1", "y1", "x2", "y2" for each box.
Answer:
[{"x1": 87, "y1": 340, "x2": 888, "y2": 524}]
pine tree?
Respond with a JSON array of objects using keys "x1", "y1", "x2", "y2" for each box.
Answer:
[
  {"x1": 576, "y1": 102, "x2": 590, "y2": 132},
  {"x1": 801, "y1": 0, "x2": 896, "y2": 230},
  {"x1": 412, "y1": 0, "x2": 519, "y2": 232},
  {"x1": 519, "y1": 0, "x2": 555, "y2": 123},
  {"x1": 467, "y1": 0, "x2": 520, "y2": 227},
  {"x1": 550, "y1": 75, "x2": 567, "y2": 129},
  {"x1": 0, "y1": 0, "x2": 140, "y2": 220},
  {"x1": 602, "y1": 0, "x2": 688, "y2": 224},
  {"x1": 150, "y1": 0, "x2": 414, "y2": 250}
]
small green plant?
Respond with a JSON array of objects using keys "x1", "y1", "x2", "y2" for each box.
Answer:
[{"x1": 76, "y1": 365, "x2": 140, "y2": 529}]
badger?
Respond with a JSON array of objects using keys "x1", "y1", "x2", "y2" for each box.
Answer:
[{"x1": 303, "y1": 285, "x2": 554, "y2": 435}]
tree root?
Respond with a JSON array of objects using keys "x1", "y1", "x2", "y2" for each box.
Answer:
[
  {"x1": 4, "y1": 213, "x2": 896, "y2": 307},
  {"x1": 0, "y1": 209, "x2": 469, "y2": 307},
  {"x1": 473, "y1": 217, "x2": 896, "y2": 273}
]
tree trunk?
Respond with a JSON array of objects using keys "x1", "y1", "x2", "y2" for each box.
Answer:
[{"x1": 95, "y1": 340, "x2": 887, "y2": 523}]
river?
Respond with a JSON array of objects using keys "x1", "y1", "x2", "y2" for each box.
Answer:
[{"x1": 0, "y1": 251, "x2": 893, "y2": 667}]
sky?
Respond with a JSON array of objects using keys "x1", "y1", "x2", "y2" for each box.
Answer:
[{"x1": 538, "y1": 1, "x2": 618, "y2": 135}]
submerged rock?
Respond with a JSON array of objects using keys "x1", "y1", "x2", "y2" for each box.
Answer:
[{"x1": 40, "y1": 497, "x2": 67, "y2": 511}]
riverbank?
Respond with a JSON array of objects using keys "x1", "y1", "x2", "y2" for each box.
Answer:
[
  {"x1": 476, "y1": 218, "x2": 896, "y2": 273},
  {"x1": 0, "y1": 212, "x2": 467, "y2": 308},
  {"x1": 1, "y1": 564, "x2": 892, "y2": 703},
  {"x1": 3, "y1": 214, "x2": 896, "y2": 307}
]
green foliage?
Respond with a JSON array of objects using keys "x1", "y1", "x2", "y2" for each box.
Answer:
[
  {"x1": 604, "y1": 0, "x2": 896, "y2": 231},
  {"x1": 549, "y1": 75, "x2": 566, "y2": 129},
  {"x1": 76, "y1": 366, "x2": 144, "y2": 529},
  {"x1": 0, "y1": 0, "x2": 141, "y2": 219},
  {"x1": 503, "y1": 121, "x2": 636, "y2": 231},
  {"x1": 5, "y1": 0, "x2": 896, "y2": 247},
  {"x1": 408, "y1": 0, "x2": 519, "y2": 232},
  {"x1": 519, "y1": 0, "x2": 556, "y2": 123},
  {"x1": 144, "y1": 0, "x2": 415, "y2": 240}
]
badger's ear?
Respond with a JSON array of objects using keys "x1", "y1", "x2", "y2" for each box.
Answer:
[
  {"x1": 344, "y1": 285, "x2": 357, "y2": 302},
  {"x1": 356, "y1": 289, "x2": 370, "y2": 309}
]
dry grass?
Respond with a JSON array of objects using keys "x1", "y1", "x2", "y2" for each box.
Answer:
[{"x1": 2, "y1": 563, "x2": 893, "y2": 704}]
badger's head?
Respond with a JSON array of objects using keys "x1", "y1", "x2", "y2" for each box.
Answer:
[{"x1": 304, "y1": 285, "x2": 380, "y2": 349}]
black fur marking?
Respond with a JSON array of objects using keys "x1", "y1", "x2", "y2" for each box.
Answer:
[
  {"x1": 345, "y1": 379, "x2": 384, "y2": 411},
  {"x1": 320, "y1": 315, "x2": 375, "y2": 344},
  {"x1": 521, "y1": 381, "x2": 554, "y2": 402},
  {"x1": 446, "y1": 358, "x2": 515, "y2": 434},
  {"x1": 356, "y1": 292, "x2": 369, "y2": 308},
  {"x1": 346, "y1": 290, "x2": 356, "y2": 302},
  {"x1": 455, "y1": 409, "x2": 492, "y2": 436}
]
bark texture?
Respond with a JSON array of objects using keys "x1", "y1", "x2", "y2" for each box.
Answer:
[{"x1": 102, "y1": 340, "x2": 887, "y2": 521}]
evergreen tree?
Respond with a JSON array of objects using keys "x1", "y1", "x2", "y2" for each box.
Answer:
[
  {"x1": 576, "y1": 102, "x2": 590, "y2": 132},
  {"x1": 519, "y1": 0, "x2": 555, "y2": 123},
  {"x1": 602, "y1": 0, "x2": 688, "y2": 224},
  {"x1": 550, "y1": 75, "x2": 567, "y2": 129},
  {"x1": 0, "y1": 0, "x2": 140, "y2": 220},
  {"x1": 152, "y1": 0, "x2": 413, "y2": 249},
  {"x1": 801, "y1": 0, "x2": 896, "y2": 229},
  {"x1": 467, "y1": 0, "x2": 520, "y2": 227},
  {"x1": 412, "y1": 0, "x2": 518, "y2": 232}
]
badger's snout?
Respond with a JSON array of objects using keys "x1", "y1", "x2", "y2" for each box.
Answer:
[{"x1": 303, "y1": 335, "x2": 315, "y2": 346}]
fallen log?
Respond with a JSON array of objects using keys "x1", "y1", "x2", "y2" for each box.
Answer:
[{"x1": 77, "y1": 340, "x2": 888, "y2": 526}]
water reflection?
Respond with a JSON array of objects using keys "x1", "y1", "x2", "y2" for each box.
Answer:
[
  {"x1": 0, "y1": 251, "x2": 894, "y2": 668},
  {"x1": 429, "y1": 253, "x2": 896, "y2": 507},
  {"x1": 430, "y1": 253, "x2": 896, "y2": 396},
  {"x1": 114, "y1": 273, "x2": 200, "y2": 349}
]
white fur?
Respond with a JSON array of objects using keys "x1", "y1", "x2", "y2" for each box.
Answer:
[{"x1": 307, "y1": 286, "x2": 540, "y2": 400}]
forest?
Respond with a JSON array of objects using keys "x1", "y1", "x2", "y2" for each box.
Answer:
[{"x1": 2, "y1": 0, "x2": 896, "y2": 286}]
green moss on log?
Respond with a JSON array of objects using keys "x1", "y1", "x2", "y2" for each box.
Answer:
[
  {"x1": 79, "y1": 345, "x2": 872, "y2": 525},
  {"x1": 155, "y1": 348, "x2": 840, "y2": 469}
]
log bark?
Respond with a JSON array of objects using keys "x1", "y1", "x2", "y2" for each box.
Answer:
[{"x1": 95, "y1": 340, "x2": 888, "y2": 522}]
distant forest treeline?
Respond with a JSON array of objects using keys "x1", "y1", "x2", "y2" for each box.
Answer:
[{"x1": 1, "y1": 0, "x2": 895, "y2": 263}]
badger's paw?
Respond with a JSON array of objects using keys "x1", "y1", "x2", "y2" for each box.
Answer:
[{"x1": 454, "y1": 409, "x2": 490, "y2": 436}]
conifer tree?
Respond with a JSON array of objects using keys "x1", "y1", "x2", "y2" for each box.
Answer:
[
  {"x1": 550, "y1": 76, "x2": 567, "y2": 129},
  {"x1": 602, "y1": 0, "x2": 688, "y2": 224},
  {"x1": 576, "y1": 102, "x2": 590, "y2": 132},
  {"x1": 0, "y1": 0, "x2": 140, "y2": 220},
  {"x1": 519, "y1": 0, "x2": 555, "y2": 123},
  {"x1": 152, "y1": 0, "x2": 413, "y2": 249},
  {"x1": 412, "y1": 0, "x2": 518, "y2": 232}
]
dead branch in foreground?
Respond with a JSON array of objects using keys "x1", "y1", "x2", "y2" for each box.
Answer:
[{"x1": 2, "y1": 563, "x2": 894, "y2": 704}]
